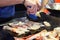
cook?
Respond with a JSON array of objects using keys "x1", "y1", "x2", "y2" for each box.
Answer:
[{"x1": 0, "y1": 0, "x2": 41, "y2": 24}]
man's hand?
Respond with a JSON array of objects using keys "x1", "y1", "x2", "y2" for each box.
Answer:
[{"x1": 24, "y1": 0, "x2": 41, "y2": 14}]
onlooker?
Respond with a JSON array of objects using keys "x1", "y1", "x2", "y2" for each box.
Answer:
[{"x1": 0, "y1": 30, "x2": 14, "y2": 40}]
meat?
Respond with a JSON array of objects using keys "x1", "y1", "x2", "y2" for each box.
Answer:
[
  {"x1": 3, "y1": 20, "x2": 60, "y2": 40},
  {"x1": 28, "y1": 23, "x2": 41, "y2": 30},
  {"x1": 43, "y1": 21, "x2": 51, "y2": 27}
]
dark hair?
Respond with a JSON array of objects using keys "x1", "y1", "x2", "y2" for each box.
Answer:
[{"x1": 0, "y1": 30, "x2": 15, "y2": 40}]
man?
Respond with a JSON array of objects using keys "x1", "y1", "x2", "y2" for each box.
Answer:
[{"x1": 0, "y1": 0, "x2": 41, "y2": 24}]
